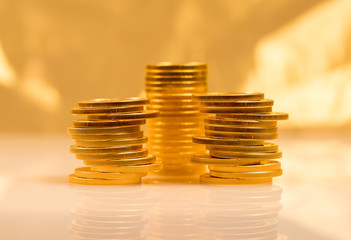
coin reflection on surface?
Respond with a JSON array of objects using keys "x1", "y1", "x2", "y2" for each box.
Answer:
[{"x1": 69, "y1": 183, "x2": 287, "y2": 239}]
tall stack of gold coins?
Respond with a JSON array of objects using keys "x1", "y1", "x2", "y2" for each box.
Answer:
[
  {"x1": 68, "y1": 97, "x2": 161, "y2": 185},
  {"x1": 145, "y1": 62, "x2": 208, "y2": 176},
  {"x1": 191, "y1": 92, "x2": 289, "y2": 185}
]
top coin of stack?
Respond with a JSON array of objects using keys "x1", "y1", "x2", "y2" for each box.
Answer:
[
  {"x1": 68, "y1": 97, "x2": 161, "y2": 185},
  {"x1": 145, "y1": 62, "x2": 208, "y2": 176},
  {"x1": 191, "y1": 92, "x2": 288, "y2": 185}
]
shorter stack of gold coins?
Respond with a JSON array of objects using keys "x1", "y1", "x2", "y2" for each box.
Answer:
[
  {"x1": 145, "y1": 62, "x2": 208, "y2": 176},
  {"x1": 68, "y1": 97, "x2": 161, "y2": 185},
  {"x1": 191, "y1": 92, "x2": 288, "y2": 185}
]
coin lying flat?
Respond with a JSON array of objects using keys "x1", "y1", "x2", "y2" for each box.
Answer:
[
  {"x1": 92, "y1": 160, "x2": 161, "y2": 173},
  {"x1": 84, "y1": 154, "x2": 156, "y2": 166},
  {"x1": 200, "y1": 173, "x2": 272, "y2": 185},
  {"x1": 205, "y1": 125, "x2": 278, "y2": 133},
  {"x1": 73, "y1": 119, "x2": 146, "y2": 127},
  {"x1": 146, "y1": 62, "x2": 208, "y2": 70},
  {"x1": 209, "y1": 150, "x2": 282, "y2": 159},
  {"x1": 71, "y1": 105, "x2": 144, "y2": 115},
  {"x1": 75, "y1": 149, "x2": 148, "y2": 160},
  {"x1": 87, "y1": 110, "x2": 159, "y2": 120},
  {"x1": 219, "y1": 112, "x2": 289, "y2": 121},
  {"x1": 68, "y1": 174, "x2": 141, "y2": 185},
  {"x1": 209, "y1": 160, "x2": 281, "y2": 173},
  {"x1": 200, "y1": 106, "x2": 272, "y2": 114},
  {"x1": 210, "y1": 169, "x2": 283, "y2": 178},
  {"x1": 70, "y1": 145, "x2": 143, "y2": 154},
  {"x1": 70, "y1": 132, "x2": 144, "y2": 141},
  {"x1": 77, "y1": 97, "x2": 149, "y2": 108},
  {"x1": 205, "y1": 130, "x2": 278, "y2": 140},
  {"x1": 206, "y1": 143, "x2": 279, "y2": 153},
  {"x1": 204, "y1": 117, "x2": 277, "y2": 127},
  {"x1": 191, "y1": 154, "x2": 261, "y2": 165},
  {"x1": 68, "y1": 126, "x2": 141, "y2": 135},
  {"x1": 192, "y1": 136, "x2": 265, "y2": 146},
  {"x1": 74, "y1": 167, "x2": 146, "y2": 179},
  {"x1": 193, "y1": 92, "x2": 265, "y2": 101},
  {"x1": 200, "y1": 99, "x2": 274, "y2": 107},
  {"x1": 74, "y1": 137, "x2": 148, "y2": 147}
]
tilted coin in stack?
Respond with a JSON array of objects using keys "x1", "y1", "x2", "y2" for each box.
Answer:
[
  {"x1": 145, "y1": 62, "x2": 208, "y2": 176},
  {"x1": 68, "y1": 97, "x2": 161, "y2": 185},
  {"x1": 191, "y1": 92, "x2": 288, "y2": 185}
]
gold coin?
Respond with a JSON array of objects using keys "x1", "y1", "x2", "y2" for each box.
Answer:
[
  {"x1": 190, "y1": 154, "x2": 261, "y2": 165},
  {"x1": 76, "y1": 149, "x2": 148, "y2": 160},
  {"x1": 77, "y1": 97, "x2": 149, "y2": 108},
  {"x1": 219, "y1": 112, "x2": 289, "y2": 121},
  {"x1": 205, "y1": 130, "x2": 278, "y2": 140},
  {"x1": 200, "y1": 106, "x2": 272, "y2": 114},
  {"x1": 206, "y1": 143, "x2": 278, "y2": 153},
  {"x1": 71, "y1": 105, "x2": 144, "y2": 115},
  {"x1": 147, "y1": 105, "x2": 199, "y2": 111},
  {"x1": 209, "y1": 150, "x2": 282, "y2": 159},
  {"x1": 146, "y1": 62, "x2": 207, "y2": 70},
  {"x1": 193, "y1": 92, "x2": 265, "y2": 101},
  {"x1": 205, "y1": 125, "x2": 278, "y2": 133},
  {"x1": 146, "y1": 81, "x2": 206, "y2": 87},
  {"x1": 87, "y1": 110, "x2": 159, "y2": 120},
  {"x1": 200, "y1": 173, "x2": 272, "y2": 185},
  {"x1": 75, "y1": 137, "x2": 148, "y2": 147},
  {"x1": 68, "y1": 126, "x2": 141, "y2": 135},
  {"x1": 73, "y1": 119, "x2": 146, "y2": 127},
  {"x1": 68, "y1": 174, "x2": 141, "y2": 185},
  {"x1": 70, "y1": 144, "x2": 142, "y2": 154},
  {"x1": 201, "y1": 99, "x2": 274, "y2": 107},
  {"x1": 204, "y1": 117, "x2": 277, "y2": 127},
  {"x1": 145, "y1": 76, "x2": 207, "y2": 81},
  {"x1": 92, "y1": 160, "x2": 162, "y2": 173},
  {"x1": 74, "y1": 167, "x2": 146, "y2": 179},
  {"x1": 209, "y1": 160, "x2": 281, "y2": 172},
  {"x1": 146, "y1": 70, "x2": 207, "y2": 76},
  {"x1": 70, "y1": 131, "x2": 143, "y2": 141},
  {"x1": 192, "y1": 136, "x2": 265, "y2": 146},
  {"x1": 210, "y1": 169, "x2": 283, "y2": 178},
  {"x1": 83, "y1": 154, "x2": 155, "y2": 166}
]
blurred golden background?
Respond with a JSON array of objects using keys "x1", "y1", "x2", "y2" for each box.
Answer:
[{"x1": 1, "y1": 0, "x2": 350, "y2": 133}]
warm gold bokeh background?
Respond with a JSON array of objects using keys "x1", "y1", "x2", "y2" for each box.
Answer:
[{"x1": 1, "y1": 0, "x2": 351, "y2": 133}]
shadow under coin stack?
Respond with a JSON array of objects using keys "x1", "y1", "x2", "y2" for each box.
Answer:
[
  {"x1": 191, "y1": 92, "x2": 289, "y2": 185},
  {"x1": 145, "y1": 62, "x2": 208, "y2": 176},
  {"x1": 68, "y1": 98, "x2": 161, "y2": 185}
]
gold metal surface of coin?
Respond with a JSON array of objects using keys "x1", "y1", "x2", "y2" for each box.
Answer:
[
  {"x1": 193, "y1": 92, "x2": 265, "y2": 101},
  {"x1": 205, "y1": 117, "x2": 277, "y2": 127},
  {"x1": 68, "y1": 126, "x2": 141, "y2": 135},
  {"x1": 200, "y1": 173, "x2": 273, "y2": 185},
  {"x1": 87, "y1": 110, "x2": 159, "y2": 120},
  {"x1": 74, "y1": 167, "x2": 146, "y2": 179},
  {"x1": 68, "y1": 174, "x2": 141, "y2": 185},
  {"x1": 210, "y1": 169, "x2": 283, "y2": 178},
  {"x1": 219, "y1": 112, "x2": 289, "y2": 121},
  {"x1": 70, "y1": 144, "x2": 143, "y2": 154},
  {"x1": 209, "y1": 160, "x2": 281, "y2": 173},
  {"x1": 83, "y1": 154, "x2": 155, "y2": 166},
  {"x1": 206, "y1": 143, "x2": 279, "y2": 153},
  {"x1": 192, "y1": 136, "x2": 265, "y2": 146},
  {"x1": 205, "y1": 125, "x2": 278, "y2": 133},
  {"x1": 75, "y1": 137, "x2": 148, "y2": 147},
  {"x1": 200, "y1": 106, "x2": 272, "y2": 114},
  {"x1": 92, "y1": 160, "x2": 161, "y2": 173},
  {"x1": 73, "y1": 119, "x2": 146, "y2": 128},
  {"x1": 71, "y1": 105, "x2": 144, "y2": 115},
  {"x1": 205, "y1": 130, "x2": 278, "y2": 140},
  {"x1": 190, "y1": 154, "x2": 261, "y2": 165},
  {"x1": 76, "y1": 149, "x2": 148, "y2": 160},
  {"x1": 77, "y1": 97, "x2": 149, "y2": 108},
  {"x1": 201, "y1": 99, "x2": 274, "y2": 107},
  {"x1": 146, "y1": 62, "x2": 207, "y2": 70},
  {"x1": 209, "y1": 150, "x2": 282, "y2": 159},
  {"x1": 70, "y1": 132, "x2": 143, "y2": 141}
]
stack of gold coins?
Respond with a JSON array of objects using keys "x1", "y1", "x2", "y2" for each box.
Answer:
[
  {"x1": 145, "y1": 62, "x2": 208, "y2": 176},
  {"x1": 67, "y1": 97, "x2": 161, "y2": 185},
  {"x1": 191, "y1": 92, "x2": 288, "y2": 185}
]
